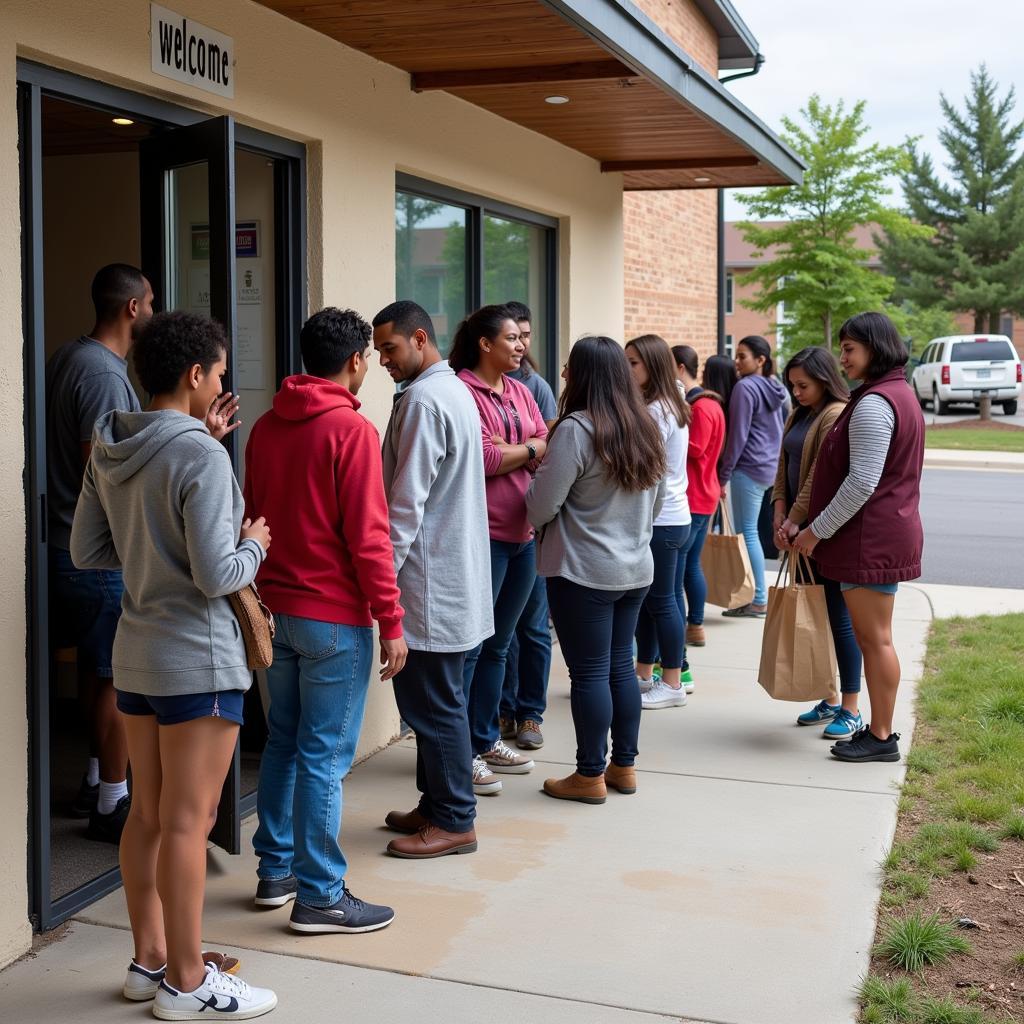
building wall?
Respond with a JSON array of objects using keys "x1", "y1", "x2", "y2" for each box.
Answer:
[
  {"x1": 0, "y1": 0, "x2": 625, "y2": 963},
  {"x1": 623, "y1": 0, "x2": 720, "y2": 358}
]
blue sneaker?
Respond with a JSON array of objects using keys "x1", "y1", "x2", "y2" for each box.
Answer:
[
  {"x1": 797, "y1": 700, "x2": 840, "y2": 726},
  {"x1": 823, "y1": 708, "x2": 863, "y2": 740}
]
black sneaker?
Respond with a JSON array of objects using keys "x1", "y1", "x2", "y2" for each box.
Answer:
[
  {"x1": 830, "y1": 725, "x2": 901, "y2": 763},
  {"x1": 254, "y1": 874, "x2": 298, "y2": 908},
  {"x1": 722, "y1": 602, "x2": 767, "y2": 619},
  {"x1": 70, "y1": 776, "x2": 99, "y2": 819},
  {"x1": 86, "y1": 794, "x2": 130, "y2": 843},
  {"x1": 288, "y1": 889, "x2": 395, "y2": 934}
]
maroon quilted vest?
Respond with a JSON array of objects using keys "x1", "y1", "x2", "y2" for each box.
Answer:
[{"x1": 807, "y1": 367, "x2": 925, "y2": 584}]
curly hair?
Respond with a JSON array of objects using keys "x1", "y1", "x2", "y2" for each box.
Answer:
[{"x1": 133, "y1": 311, "x2": 226, "y2": 396}]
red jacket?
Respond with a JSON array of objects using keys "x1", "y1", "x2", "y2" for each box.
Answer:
[
  {"x1": 243, "y1": 375, "x2": 404, "y2": 639},
  {"x1": 807, "y1": 368, "x2": 924, "y2": 584},
  {"x1": 686, "y1": 391, "x2": 726, "y2": 515}
]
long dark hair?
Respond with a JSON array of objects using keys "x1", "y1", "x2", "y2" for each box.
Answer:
[
  {"x1": 738, "y1": 335, "x2": 775, "y2": 376},
  {"x1": 701, "y1": 354, "x2": 737, "y2": 415},
  {"x1": 672, "y1": 344, "x2": 699, "y2": 379},
  {"x1": 448, "y1": 304, "x2": 516, "y2": 373},
  {"x1": 626, "y1": 334, "x2": 691, "y2": 427},
  {"x1": 554, "y1": 336, "x2": 666, "y2": 491},
  {"x1": 784, "y1": 347, "x2": 850, "y2": 416}
]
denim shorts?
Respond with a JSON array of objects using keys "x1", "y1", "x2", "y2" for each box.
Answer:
[
  {"x1": 116, "y1": 688, "x2": 245, "y2": 726},
  {"x1": 49, "y1": 547, "x2": 124, "y2": 678},
  {"x1": 840, "y1": 582, "x2": 899, "y2": 596}
]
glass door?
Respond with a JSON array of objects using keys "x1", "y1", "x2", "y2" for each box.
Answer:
[{"x1": 139, "y1": 116, "x2": 242, "y2": 853}]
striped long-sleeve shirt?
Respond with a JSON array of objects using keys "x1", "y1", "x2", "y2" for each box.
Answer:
[{"x1": 809, "y1": 394, "x2": 895, "y2": 541}]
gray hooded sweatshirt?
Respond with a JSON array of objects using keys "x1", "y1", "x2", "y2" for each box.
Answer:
[
  {"x1": 382, "y1": 360, "x2": 492, "y2": 653},
  {"x1": 70, "y1": 409, "x2": 265, "y2": 696}
]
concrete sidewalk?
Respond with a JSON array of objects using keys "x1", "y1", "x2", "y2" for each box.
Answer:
[
  {"x1": 923, "y1": 447, "x2": 1024, "y2": 472},
  {"x1": 8, "y1": 583, "x2": 1005, "y2": 1024}
]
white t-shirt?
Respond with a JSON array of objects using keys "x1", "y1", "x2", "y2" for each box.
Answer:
[{"x1": 650, "y1": 396, "x2": 691, "y2": 527}]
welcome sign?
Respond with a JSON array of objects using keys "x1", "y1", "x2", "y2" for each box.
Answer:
[{"x1": 151, "y1": 4, "x2": 235, "y2": 98}]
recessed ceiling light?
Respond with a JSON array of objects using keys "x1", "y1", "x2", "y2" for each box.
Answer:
[
  {"x1": 112, "y1": 117, "x2": 135, "y2": 126},
  {"x1": 694, "y1": 176, "x2": 711, "y2": 183},
  {"x1": 545, "y1": 95, "x2": 570, "y2": 105}
]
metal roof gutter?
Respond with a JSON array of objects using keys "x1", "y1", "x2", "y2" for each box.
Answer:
[
  {"x1": 539, "y1": 0, "x2": 804, "y2": 185},
  {"x1": 690, "y1": 0, "x2": 762, "y2": 69}
]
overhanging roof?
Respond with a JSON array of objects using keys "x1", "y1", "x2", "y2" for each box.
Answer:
[
  {"x1": 256, "y1": 0, "x2": 803, "y2": 191},
  {"x1": 691, "y1": 0, "x2": 762, "y2": 70}
]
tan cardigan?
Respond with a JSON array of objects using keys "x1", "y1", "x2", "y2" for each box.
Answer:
[{"x1": 771, "y1": 401, "x2": 846, "y2": 526}]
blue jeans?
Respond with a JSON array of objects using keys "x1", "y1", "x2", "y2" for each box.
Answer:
[
  {"x1": 49, "y1": 546, "x2": 123, "y2": 678},
  {"x1": 730, "y1": 470, "x2": 770, "y2": 606},
  {"x1": 821, "y1": 573, "x2": 863, "y2": 695},
  {"x1": 635, "y1": 524, "x2": 690, "y2": 670},
  {"x1": 463, "y1": 539, "x2": 538, "y2": 754},
  {"x1": 499, "y1": 575, "x2": 552, "y2": 725},
  {"x1": 254, "y1": 614, "x2": 373, "y2": 907},
  {"x1": 393, "y1": 648, "x2": 475, "y2": 833},
  {"x1": 679, "y1": 513, "x2": 712, "y2": 629},
  {"x1": 547, "y1": 576, "x2": 648, "y2": 777}
]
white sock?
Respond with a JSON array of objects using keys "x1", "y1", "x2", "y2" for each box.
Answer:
[
  {"x1": 97, "y1": 779, "x2": 128, "y2": 815},
  {"x1": 86, "y1": 758, "x2": 100, "y2": 787}
]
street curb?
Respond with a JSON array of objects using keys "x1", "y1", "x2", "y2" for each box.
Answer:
[{"x1": 923, "y1": 450, "x2": 1024, "y2": 472}]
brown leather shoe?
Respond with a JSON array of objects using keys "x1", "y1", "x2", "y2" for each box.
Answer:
[
  {"x1": 542, "y1": 772, "x2": 606, "y2": 804},
  {"x1": 499, "y1": 716, "x2": 516, "y2": 740},
  {"x1": 384, "y1": 807, "x2": 430, "y2": 834},
  {"x1": 686, "y1": 624, "x2": 706, "y2": 647},
  {"x1": 604, "y1": 763, "x2": 637, "y2": 794},
  {"x1": 202, "y1": 952, "x2": 240, "y2": 975},
  {"x1": 386, "y1": 824, "x2": 478, "y2": 859}
]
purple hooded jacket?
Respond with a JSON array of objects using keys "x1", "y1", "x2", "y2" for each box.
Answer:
[{"x1": 719, "y1": 373, "x2": 788, "y2": 487}]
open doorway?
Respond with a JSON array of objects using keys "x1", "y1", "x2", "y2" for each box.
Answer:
[{"x1": 21, "y1": 66, "x2": 306, "y2": 928}]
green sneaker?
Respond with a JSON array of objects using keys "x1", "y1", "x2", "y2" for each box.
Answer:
[{"x1": 681, "y1": 668, "x2": 694, "y2": 694}]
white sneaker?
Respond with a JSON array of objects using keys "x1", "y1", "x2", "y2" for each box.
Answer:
[
  {"x1": 637, "y1": 675, "x2": 655, "y2": 694},
  {"x1": 641, "y1": 679, "x2": 688, "y2": 709},
  {"x1": 481, "y1": 739, "x2": 534, "y2": 774},
  {"x1": 472, "y1": 755, "x2": 502, "y2": 795},
  {"x1": 123, "y1": 960, "x2": 165, "y2": 1001},
  {"x1": 153, "y1": 963, "x2": 277, "y2": 1020}
]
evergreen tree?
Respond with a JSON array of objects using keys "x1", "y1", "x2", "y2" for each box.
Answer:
[
  {"x1": 737, "y1": 96, "x2": 923, "y2": 352},
  {"x1": 881, "y1": 65, "x2": 1024, "y2": 332}
]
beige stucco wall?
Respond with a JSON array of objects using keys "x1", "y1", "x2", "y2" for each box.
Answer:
[{"x1": 0, "y1": 0, "x2": 624, "y2": 961}]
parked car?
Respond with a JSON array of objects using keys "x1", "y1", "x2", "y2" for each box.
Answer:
[{"x1": 911, "y1": 334, "x2": 1021, "y2": 415}]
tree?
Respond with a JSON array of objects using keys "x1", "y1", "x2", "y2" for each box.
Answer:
[
  {"x1": 880, "y1": 65, "x2": 1024, "y2": 332},
  {"x1": 736, "y1": 95, "x2": 927, "y2": 353}
]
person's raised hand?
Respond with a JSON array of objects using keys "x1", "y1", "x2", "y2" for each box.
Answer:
[
  {"x1": 241, "y1": 516, "x2": 271, "y2": 552},
  {"x1": 207, "y1": 393, "x2": 242, "y2": 441}
]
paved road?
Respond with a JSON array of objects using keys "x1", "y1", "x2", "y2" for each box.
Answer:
[{"x1": 919, "y1": 468, "x2": 1023, "y2": 587}]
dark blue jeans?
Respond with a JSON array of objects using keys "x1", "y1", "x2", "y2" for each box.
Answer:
[
  {"x1": 679, "y1": 512, "x2": 712, "y2": 628},
  {"x1": 463, "y1": 539, "x2": 538, "y2": 754},
  {"x1": 815, "y1": 566, "x2": 862, "y2": 695},
  {"x1": 635, "y1": 524, "x2": 690, "y2": 670},
  {"x1": 547, "y1": 576, "x2": 648, "y2": 777},
  {"x1": 499, "y1": 574, "x2": 552, "y2": 725},
  {"x1": 393, "y1": 648, "x2": 475, "y2": 833}
]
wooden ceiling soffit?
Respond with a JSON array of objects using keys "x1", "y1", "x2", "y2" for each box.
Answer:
[{"x1": 412, "y1": 60, "x2": 634, "y2": 91}]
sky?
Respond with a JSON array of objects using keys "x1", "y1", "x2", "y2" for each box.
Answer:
[{"x1": 720, "y1": 0, "x2": 1023, "y2": 220}]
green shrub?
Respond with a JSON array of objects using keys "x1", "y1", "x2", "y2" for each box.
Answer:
[{"x1": 875, "y1": 913, "x2": 972, "y2": 973}]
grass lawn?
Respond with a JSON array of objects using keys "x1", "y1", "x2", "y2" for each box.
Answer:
[
  {"x1": 860, "y1": 614, "x2": 1024, "y2": 1024},
  {"x1": 925, "y1": 424, "x2": 1024, "y2": 453}
]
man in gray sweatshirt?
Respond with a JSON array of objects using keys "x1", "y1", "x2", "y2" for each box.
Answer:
[{"x1": 372, "y1": 300, "x2": 492, "y2": 859}]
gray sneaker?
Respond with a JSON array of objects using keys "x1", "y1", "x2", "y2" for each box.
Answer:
[
  {"x1": 516, "y1": 719, "x2": 544, "y2": 750},
  {"x1": 481, "y1": 739, "x2": 535, "y2": 774}
]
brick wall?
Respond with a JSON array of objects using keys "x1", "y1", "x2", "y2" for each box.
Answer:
[{"x1": 622, "y1": 1, "x2": 721, "y2": 361}]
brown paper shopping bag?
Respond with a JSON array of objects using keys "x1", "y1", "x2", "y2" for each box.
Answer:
[
  {"x1": 757, "y1": 553, "x2": 838, "y2": 702},
  {"x1": 701, "y1": 499, "x2": 755, "y2": 610}
]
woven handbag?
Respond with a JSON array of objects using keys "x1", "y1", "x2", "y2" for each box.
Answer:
[{"x1": 228, "y1": 583, "x2": 276, "y2": 670}]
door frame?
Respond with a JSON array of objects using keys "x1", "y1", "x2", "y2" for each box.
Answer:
[{"x1": 17, "y1": 59, "x2": 307, "y2": 930}]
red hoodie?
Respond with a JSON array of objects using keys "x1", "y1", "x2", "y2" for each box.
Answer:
[{"x1": 243, "y1": 375, "x2": 403, "y2": 639}]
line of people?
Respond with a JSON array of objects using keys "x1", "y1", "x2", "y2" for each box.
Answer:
[{"x1": 58, "y1": 268, "x2": 922, "y2": 1019}]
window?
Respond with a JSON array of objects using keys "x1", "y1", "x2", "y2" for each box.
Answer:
[
  {"x1": 951, "y1": 340, "x2": 1015, "y2": 362},
  {"x1": 725, "y1": 273, "x2": 734, "y2": 315},
  {"x1": 724, "y1": 334, "x2": 734, "y2": 356},
  {"x1": 395, "y1": 175, "x2": 557, "y2": 379}
]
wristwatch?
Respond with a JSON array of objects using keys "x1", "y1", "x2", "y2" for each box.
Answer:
[{"x1": 525, "y1": 441, "x2": 537, "y2": 461}]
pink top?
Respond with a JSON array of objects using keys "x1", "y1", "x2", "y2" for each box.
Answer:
[{"x1": 456, "y1": 368, "x2": 549, "y2": 543}]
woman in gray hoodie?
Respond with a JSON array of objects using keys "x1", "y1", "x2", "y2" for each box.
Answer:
[{"x1": 71, "y1": 312, "x2": 277, "y2": 1021}]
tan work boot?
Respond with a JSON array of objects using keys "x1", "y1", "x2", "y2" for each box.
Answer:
[
  {"x1": 604, "y1": 762, "x2": 637, "y2": 794},
  {"x1": 686, "y1": 624, "x2": 706, "y2": 647},
  {"x1": 499, "y1": 716, "x2": 516, "y2": 740},
  {"x1": 542, "y1": 772, "x2": 606, "y2": 804}
]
